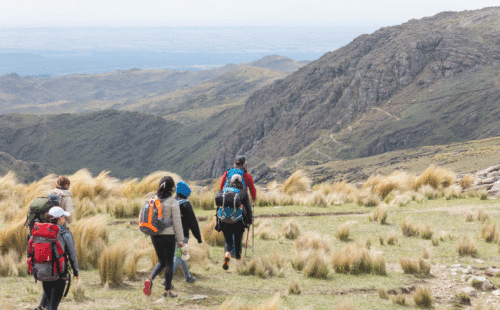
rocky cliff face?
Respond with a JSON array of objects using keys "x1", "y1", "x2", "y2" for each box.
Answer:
[
  {"x1": 196, "y1": 8, "x2": 500, "y2": 179},
  {"x1": 0, "y1": 152, "x2": 49, "y2": 183}
]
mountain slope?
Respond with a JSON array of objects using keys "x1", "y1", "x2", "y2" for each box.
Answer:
[
  {"x1": 0, "y1": 152, "x2": 49, "y2": 183},
  {"x1": 197, "y1": 7, "x2": 500, "y2": 179}
]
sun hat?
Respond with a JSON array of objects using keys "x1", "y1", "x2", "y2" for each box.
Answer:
[
  {"x1": 48, "y1": 206, "x2": 70, "y2": 218},
  {"x1": 176, "y1": 181, "x2": 191, "y2": 198}
]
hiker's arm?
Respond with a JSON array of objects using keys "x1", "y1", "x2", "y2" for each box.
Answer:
[
  {"x1": 242, "y1": 194, "x2": 253, "y2": 225},
  {"x1": 219, "y1": 172, "x2": 228, "y2": 190},
  {"x1": 171, "y1": 199, "x2": 185, "y2": 243},
  {"x1": 63, "y1": 231, "x2": 79, "y2": 277},
  {"x1": 187, "y1": 202, "x2": 202, "y2": 243},
  {"x1": 244, "y1": 173, "x2": 257, "y2": 201}
]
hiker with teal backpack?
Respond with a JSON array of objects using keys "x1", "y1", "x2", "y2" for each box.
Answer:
[
  {"x1": 219, "y1": 156, "x2": 257, "y2": 257},
  {"x1": 215, "y1": 174, "x2": 253, "y2": 270},
  {"x1": 29, "y1": 207, "x2": 79, "y2": 310},
  {"x1": 142, "y1": 176, "x2": 185, "y2": 298}
]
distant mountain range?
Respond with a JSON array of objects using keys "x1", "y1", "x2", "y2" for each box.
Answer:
[{"x1": 2, "y1": 8, "x2": 500, "y2": 183}]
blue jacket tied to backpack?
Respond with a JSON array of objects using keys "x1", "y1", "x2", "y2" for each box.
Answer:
[{"x1": 223, "y1": 168, "x2": 246, "y2": 190}]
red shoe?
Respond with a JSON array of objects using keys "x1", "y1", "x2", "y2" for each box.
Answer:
[
  {"x1": 143, "y1": 278, "x2": 153, "y2": 296},
  {"x1": 222, "y1": 256, "x2": 230, "y2": 270}
]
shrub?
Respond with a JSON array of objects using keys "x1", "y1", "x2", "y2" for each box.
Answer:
[
  {"x1": 457, "y1": 236, "x2": 478, "y2": 257},
  {"x1": 303, "y1": 251, "x2": 329, "y2": 279},
  {"x1": 378, "y1": 287, "x2": 389, "y2": 299},
  {"x1": 401, "y1": 216, "x2": 419, "y2": 237},
  {"x1": 188, "y1": 241, "x2": 211, "y2": 270},
  {"x1": 471, "y1": 278, "x2": 482, "y2": 290},
  {"x1": 335, "y1": 222, "x2": 350, "y2": 242},
  {"x1": 413, "y1": 286, "x2": 433, "y2": 308},
  {"x1": 455, "y1": 292, "x2": 471, "y2": 305},
  {"x1": 372, "y1": 205, "x2": 387, "y2": 224},
  {"x1": 419, "y1": 224, "x2": 433, "y2": 240},
  {"x1": 480, "y1": 222, "x2": 498, "y2": 243},
  {"x1": 288, "y1": 278, "x2": 301, "y2": 295},
  {"x1": 98, "y1": 241, "x2": 127, "y2": 286},
  {"x1": 72, "y1": 215, "x2": 109, "y2": 269},
  {"x1": 281, "y1": 219, "x2": 302, "y2": 240},
  {"x1": 283, "y1": 170, "x2": 311, "y2": 195},
  {"x1": 201, "y1": 217, "x2": 225, "y2": 247},
  {"x1": 479, "y1": 191, "x2": 489, "y2": 200}
]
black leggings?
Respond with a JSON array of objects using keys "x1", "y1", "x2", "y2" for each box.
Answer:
[
  {"x1": 221, "y1": 222, "x2": 245, "y2": 259},
  {"x1": 40, "y1": 279, "x2": 66, "y2": 310},
  {"x1": 150, "y1": 235, "x2": 176, "y2": 290}
]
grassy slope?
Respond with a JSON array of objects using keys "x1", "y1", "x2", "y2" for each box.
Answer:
[{"x1": 2, "y1": 197, "x2": 500, "y2": 309}]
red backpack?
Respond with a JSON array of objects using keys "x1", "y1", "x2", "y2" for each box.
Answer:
[{"x1": 27, "y1": 222, "x2": 66, "y2": 282}]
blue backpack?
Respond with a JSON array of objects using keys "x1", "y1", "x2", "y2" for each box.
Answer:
[
  {"x1": 216, "y1": 187, "x2": 244, "y2": 224},
  {"x1": 223, "y1": 168, "x2": 246, "y2": 190}
]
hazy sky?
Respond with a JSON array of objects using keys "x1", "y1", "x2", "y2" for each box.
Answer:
[{"x1": 3, "y1": 0, "x2": 499, "y2": 28}]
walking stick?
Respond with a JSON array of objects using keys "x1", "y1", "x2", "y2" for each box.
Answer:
[
  {"x1": 244, "y1": 227, "x2": 250, "y2": 257},
  {"x1": 252, "y1": 203, "x2": 254, "y2": 252}
]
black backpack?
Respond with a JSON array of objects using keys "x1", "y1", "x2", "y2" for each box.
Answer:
[{"x1": 25, "y1": 193, "x2": 61, "y2": 230}]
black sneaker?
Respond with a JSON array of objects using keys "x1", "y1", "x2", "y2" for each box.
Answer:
[
  {"x1": 161, "y1": 280, "x2": 174, "y2": 289},
  {"x1": 185, "y1": 276, "x2": 196, "y2": 284},
  {"x1": 163, "y1": 291, "x2": 178, "y2": 298},
  {"x1": 222, "y1": 256, "x2": 230, "y2": 270}
]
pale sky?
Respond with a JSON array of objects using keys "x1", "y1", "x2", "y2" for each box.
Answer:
[{"x1": 2, "y1": 0, "x2": 499, "y2": 28}]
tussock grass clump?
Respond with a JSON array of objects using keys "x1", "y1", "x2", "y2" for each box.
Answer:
[
  {"x1": 303, "y1": 251, "x2": 329, "y2": 279},
  {"x1": 288, "y1": 278, "x2": 301, "y2": 295},
  {"x1": 283, "y1": 170, "x2": 311, "y2": 195},
  {"x1": 0, "y1": 250, "x2": 22, "y2": 277},
  {"x1": 419, "y1": 258, "x2": 431, "y2": 276},
  {"x1": 74, "y1": 197, "x2": 98, "y2": 220},
  {"x1": 237, "y1": 252, "x2": 285, "y2": 278},
  {"x1": 255, "y1": 220, "x2": 279, "y2": 240},
  {"x1": 290, "y1": 250, "x2": 309, "y2": 272},
  {"x1": 218, "y1": 293, "x2": 281, "y2": 310},
  {"x1": 399, "y1": 257, "x2": 419, "y2": 274},
  {"x1": 444, "y1": 185, "x2": 462, "y2": 200},
  {"x1": 311, "y1": 191, "x2": 328, "y2": 207},
  {"x1": 455, "y1": 292, "x2": 471, "y2": 305},
  {"x1": 0, "y1": 219, "x2": 28, "y2": 257},
  {"x1": 124, "y1": 246, "x2": 145, "y2": 281},
  {"x1": 281, "y1": 219, "x2": 302, "y2": 240},
  {"x1": 459, "y1": 175, "x2": 473, "y2": 189},
  {"x1": 401, "y1": 216, "x2": 419, "y2": 237},
  {"x1": 415, "y1": 165, "x2": 455, "y2": 190},
  {"x1": 201, "y1": 217, "x2": 225, "y2": 247},
  {"x1": 335, "y1": 222, "x2": 351, "y2": 242},
  {"x1": 457, "y1": 236, "x2": 478, "y2": 257},
  {"x1": 465, "y1": 212, "x2": 474, "y2": 222},
  {"x1": 432, "y1": 236, "x2": 439, "y2": 246},
  {"x1": 72, "y1": 215, "x2": 109, "y2": 270},
  {"x1": 387, "y1": 231, "x2": 398, "y2": 245},
  {"x1": 255, "y1": 191, "x2": 278, "y2": 207},
  {"x1": 190, "y1": 190, "x2": 215, "y2": 210},
  {"x1": 356, "y1": 190, "x2": 380, "y2": 207},
  {"x1": 105, "y1": 197, "x2": 141, "y2": 218},
  {"x1": 332, "y1": 244, "x2": 386, "y2": 275},
  {"x1": 422, "y1": 248, "x2": 430, "y2": 259},
  {"x1": 295, "y1": 232, "x2": 331, "y2": 253},
  {"x1": 72, "y1": 280, "x2": 86, "y2": 302},
  {"x1": 418, "y1": 185, "x2": 439, "y2": 200},
  {"x1": 414, "y1": 286, "x2": 433, "y2": 308},
  {"x1": 479, "y1": 191, "x2": 489, "y2": 200},
  {"x1": 480, "y1": 222, "x2": 498, "y2": 243},
  {"x1": 477, "y1": 209, "x2": 490, "y2": 223},
  {"x1": 372, "y1": 205, "x2": 387, "y2": 224},
  {"x1": 391, "y1": 192, "x2": 413, "y2": 207},
  {"x1": 188, "y1": 241, "x2": 211, "y2": 270},
  {"x1": 378, "y1": 287, "x2": 389, "y2": 299},
  {"x1": 392, "y1": 293, "x2": 406, "y2": 305},
  {"x1": 419, "y1": 224, "x2": 434, "y2": 240},
  {"x1": 98, "y1": 240, "x2": 128, "y2": 286},
  {"x1": 365, "y1": 171, "x2": 416, "y2": 199}
]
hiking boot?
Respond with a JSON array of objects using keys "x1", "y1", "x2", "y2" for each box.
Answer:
[
  {"x1": 185, "y1": 276, "x2": 196, "y2": 284},
  {"x1": 143, "y1": 278, "x2": 153, "y2": 296},
  {"x1": 222, "y1": 256, "x2": 230, "y2": 270},
  {"x1": 161, "y1": 280, "x2": 174, "y2": 289},
  {"x1": 163, "y1": 291, "x2": 178, "y2": 298}
]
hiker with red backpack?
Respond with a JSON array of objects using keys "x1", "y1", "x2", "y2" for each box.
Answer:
[
  {"x1": 216, "y1": 174, "x2": 253, "y2": 270},
  {"x1": 28, "y1": 207, "x2": 79, "y2": 310},
  {"x1": 142, "y1": 176, "x2": 185, "y2": 298}
]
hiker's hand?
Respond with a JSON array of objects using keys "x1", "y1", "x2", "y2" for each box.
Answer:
[
  {"x1": 178, "y1": 241, "x2": 185, "y2": 247},
  {"x1": 74, "y1": 276, "x2": 78, "y2": 282},
  {"x1": 197, "y1": 239, "x2": 202, "y2": 244}
]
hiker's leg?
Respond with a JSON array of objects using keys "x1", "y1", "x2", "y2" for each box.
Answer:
[
  {"x1": 234, "y1": 228, "x2": 244, "y2": 260},
  {"x1": 150, "y1": 235, "x2": 167, "y2": 280},
  {"x1": 163, "y1": 235, "x2": 176, "y2": 292},
  {"x1": 222, "y1": 225, "x2": 235, "y2": 255},
  {"x1": 46, "y1": 279, "x2": 66, "y2": 310},
  {"x1": 179, "y1": 237, "x2": 191, "y2": 278},
  {"x1": 41, "y1": 282, "x2": 52, "y2": 308}
]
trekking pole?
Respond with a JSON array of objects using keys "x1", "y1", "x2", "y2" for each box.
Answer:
[
  {"x1": 252, "y1": 203, "x2": 254, "y2": 252},
  {"x1": 244, "y1": 228, "x2": 250, "y2": 257}
]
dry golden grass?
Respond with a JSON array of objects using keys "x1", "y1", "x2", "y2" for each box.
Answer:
[
  {"x1": 459, "y1": 175, "x2": 474, "y2": 189},
  {"x1": 0, "y1": 250, "x2": 27, "y2": 277},
  {"x1": 332, "y1": 244, "x2": 385, "y2": 275},
  {"x1": 98, "y1": 240, "x2": 128, "y2": 286},
  {"x1": 236, "y1": 253, "x2": 285, "y2": 278},
  {"x1": 295, "y1": 232, "x2": 331, "y2": 253},
  {"x1": 420, "y1": 224, "x2": 434, "y2": 240},
  {"x1": 414, "y1": 286, "x2": 433, "y2": 308},
  {"x1": 303, "y1": 250, "x2": 329, "y2": 279},
  {"x1": 335, "y1": 222, "x2": 351, "y2": 242},
  {"x1": 419, "y1": 258, "x2": 431, "y2": 276},
  {"x1": 372, "y1": 205, "x2": 387, "y2": 224},
  {"x1": 392, "y1": 293, "x2": 406, "y2": 305},
  {"x1": 419, "y1": 185, "x2": 439, "y2": 200},
  {"x1": 465, "y1": 212, "x2": 474, "y2": 222},
  {"x1": 387, "y1": 230, "x2": 398, "y2": 245},
  {"x1": 480, "y1": 222, "x2": 498, "y2": 243},
  {"x1": 282, "y1": 170, "x2": 311, "y2": 195},
  {"x1": 432, "y1": 236, "x2": 439, "y2": 246},
  {"x1": 444, "y1": 185, "x2": 462, "y2": 200},
  {"x1": 399, "y1": 257, "x2": 419, "y2": 274},
  {"x1": 422, "y1": 248, "x2": 430, "y2": 259},
  {"x1": 288, "y1": 278, "x2": 301, "y2": 295},
  {"x1": 188, "y1": 241, "x2": 211, "y2": 270},
  {"x1": 365, "y1": 171, "x2": 416, "y2": 199},
  {"x1": 71, "y1": 280, "x2": 86, "y2": 302},
  {"x1": 201, "y1": 217, "x2": 225, "y2": 247},
  {"x1": 356, "y1": 190, "x2": 380, "y2": 207},
  {"x1": 281, "y1": 219, "x2": 302, "y2": 240},
  {"x1": 190, "y1": 190, "x2": 215, "y2": 210},
  {"x1": 334, "y1": 300, "x2": 357, "y2": 310},
  {"x1": 378, "y1": 287, "x2": 389, "y2": 299},
  {"x1": 0, "y1": 219, "x2": 28, "y2": 257},
  {"x1": 290, "y1": 250, "x2": 310, "y2": 272},
  {"x1": 415, "y1": 164, "x2": 455, "y2": 190},
  {"x1": 477, "y1": 209, "x2": 490, "y2": 223},
  {"x1": 401, "y1": 216, "x2": 419, "y2": 237},
  {"x1": 255, "y1": 220, "x2": 279, "y2": 240},
  {"x1": 457, "y1": 236, "x2": 478, "y2": 257},
  {"x1": 311, "y1": 191, "x2": 328, "y2": 207},
  {"x1": 71, "y1": 215, "x2": 109, "y2": 270}
]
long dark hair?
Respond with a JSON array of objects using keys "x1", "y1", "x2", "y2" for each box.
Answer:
[{"x1": 157, "y1": 176, "x2": 175, "y2": 199}]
